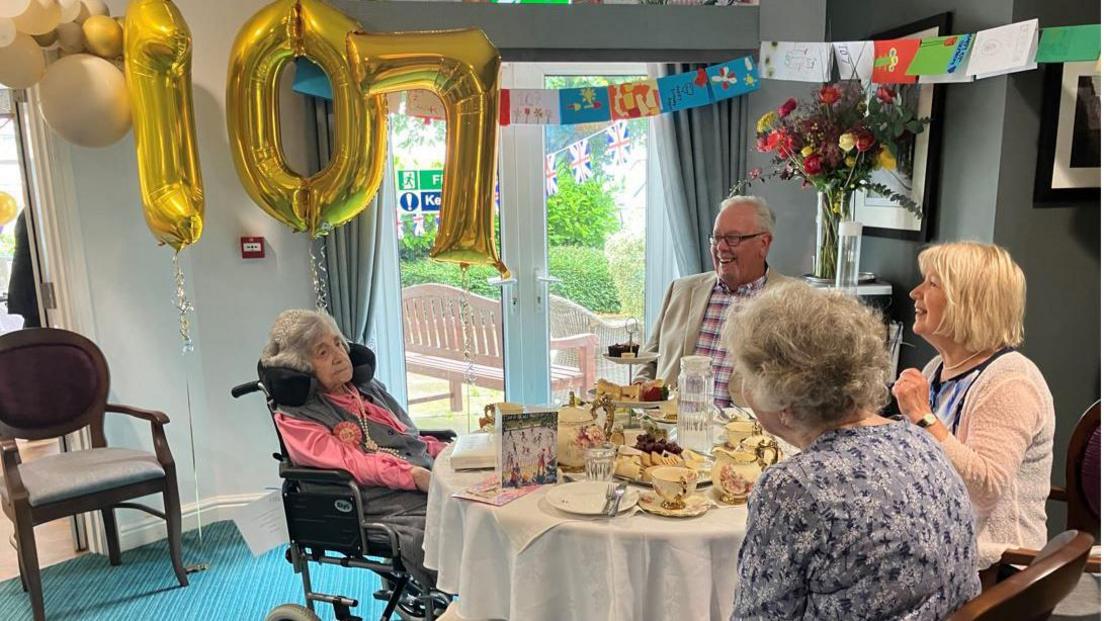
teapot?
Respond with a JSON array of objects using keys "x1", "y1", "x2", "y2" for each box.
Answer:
[
  {"x1": 556, "y1": 393, "x2": 608, "y2": 472},
  {"x1": 711, "y1": 437, "x2": 780, "y2": 505}
]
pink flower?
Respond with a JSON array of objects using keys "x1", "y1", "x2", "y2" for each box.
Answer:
[
  {"x1": 333, "y1": 421, "x2": 363, "y2": 447},
  {"x1": 853, "y1": 129, "x2": 875, "y2": 153},
  {"x1": 876, "y1": 86, "x2": 896, "y2": 104},
  {"x1": 748, "y1": 167, "x2": 762, "y2": 180},
  {"x1": 818, "y1": 84, "x2": 841, "y2": 105},
  {"x1": 778, "y1": 98, "x2": 797, "y2": 118},
  {"x1": 756, "y1": 135, "x2": 771, "y2": 152},
  {"x1": 803, "y1": 154, "x2": 823, "y2": 176}
]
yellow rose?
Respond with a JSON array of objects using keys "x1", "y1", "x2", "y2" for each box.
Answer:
[
  {"x1": 838, "y1": 132, "x2": 856, "y2": 152},
  {"x1": 877, "y1": 146, "x2": 896, "y2": 171},
  {"x1": 801, "y1": 146, "x2": 814, "y2": 157},
  {"x1": 845, "y1": 156, "x2": 856, "y2": 168},
  {"x1": 756, "y1": 111, "x2": 778, "y2": 133}
]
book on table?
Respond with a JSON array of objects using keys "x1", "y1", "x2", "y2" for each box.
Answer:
[{"x1": 450, "y1": 432, "x2": 497, "y2": 471}]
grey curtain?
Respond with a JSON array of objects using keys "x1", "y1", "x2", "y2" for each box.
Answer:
[
  {"x1": 649, "y1": 63, "x2": 750, "y2": 276},
  {"x1": 309, "y1": 97, "x2": 393, "y2": 344}
]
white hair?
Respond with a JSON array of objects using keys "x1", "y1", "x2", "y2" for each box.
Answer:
[
  {"x1": 719, "y1": 195, "x2": 775, "y2": 235},
  {"x1": 260, "y1": 309, "x2": 347, "y2": 373}
]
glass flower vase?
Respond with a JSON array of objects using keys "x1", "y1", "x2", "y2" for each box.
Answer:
[{"x1": 813, "y1": 190, "x2": 853, "y2": 281}]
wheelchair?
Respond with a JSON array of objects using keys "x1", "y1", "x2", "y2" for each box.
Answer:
[{"x1": 232, "y1": 345, "x2": 456, "y2": 621}]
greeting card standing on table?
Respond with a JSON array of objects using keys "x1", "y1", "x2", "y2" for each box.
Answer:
[{"x1": 498, "y1": 408, "x2": 558, "y2": 489}]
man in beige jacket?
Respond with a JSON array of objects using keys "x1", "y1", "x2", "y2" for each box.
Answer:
[{"x1": 635, "y1": 196, "x2": 792, "y2": 407}]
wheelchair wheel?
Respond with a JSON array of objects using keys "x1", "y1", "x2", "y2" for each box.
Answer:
[{"x1": 265, "y1": 604, "x2": 322, "y2": 621}]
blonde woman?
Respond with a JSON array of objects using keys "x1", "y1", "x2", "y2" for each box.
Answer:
[{"x1": 893, "y1": 241, "x2": 1055, "y2": 572}]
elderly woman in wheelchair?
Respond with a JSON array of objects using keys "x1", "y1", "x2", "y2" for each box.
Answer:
[{"x1": 237, "y1": 309, "x2": 455, "y2": 621}]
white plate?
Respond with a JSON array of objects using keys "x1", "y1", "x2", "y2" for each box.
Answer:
[
  {"x1": 545, "y1": 481, "x2": 640, "y2": 516},
  {"x1": 602, "y1": 352, "x2": 659, "y2": 365}
]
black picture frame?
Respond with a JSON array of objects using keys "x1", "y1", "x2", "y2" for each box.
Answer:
[
  {"x1": 1034, "y1": 62, "x2": 1101, "y2": 203},
  {"x1": 856, "y1": 12, "x2": 950, "y2": 242}
]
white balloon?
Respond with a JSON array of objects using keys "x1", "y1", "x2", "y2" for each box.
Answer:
[
  {"x1": 38, "y1": 53, "x2": 130, "y2": 147},
  {"x1": 78, "y1": 0, "x2": 103, "y2": 16},
  {"x1": 58, "y1": 0, "x2": 78, "y2": 23},
  {"x1": 0, "y1": 0, "x2": 31, "y2": 20},
  {"x1": 0, "y1": 32, "x2": 43, "y2": 87},
  {"x1": 12, "y1": 0, "x2": 60, "y2": 36},
  {"x1": 0, "y1": 17, "x2": 14, "y2": 48},
  {"x1": 55, "y1": 19, "x2": 80, "y2": 52}
]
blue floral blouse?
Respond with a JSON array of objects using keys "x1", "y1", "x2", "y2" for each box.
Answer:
[{"x1": 731, "y1": 420, "x2": 981, "y2": 620}]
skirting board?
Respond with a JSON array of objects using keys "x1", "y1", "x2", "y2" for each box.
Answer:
[{"x1": 116, "y1": 492, "x2": 270, "y2": 552}]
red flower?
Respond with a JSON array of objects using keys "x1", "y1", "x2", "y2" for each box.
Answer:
[
  {"x1": 748, "y1": 167, "x2": 762, "y2": 180},
  {"x1": 853, "y1": 129, "x2": 876, "y2": 153},
  {"x1": 776, "y1": 131, "x2": 797, "y2": 158},
  {"x1": 333, "y1": 421, "x2": 364, "y2": 447},
  {"x1": 876, "y1": 86, "x2": 896, "y2": 104},
  {"x1": 756, "y1": 135, "x2": 771, "y2": 152},
  {"x1": 778, "y1": 98, "x2": 797, "y2": 118},
  {"x1": 818, "y1": 85, "x2": 841, "y2": 105},
  {"x1": 803, "y1": 154, "x2": 823, "y2": 176}
]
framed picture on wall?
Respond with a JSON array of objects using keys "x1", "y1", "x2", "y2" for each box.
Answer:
[
  {"x1": 854, "y1": 13, "x2": 949, "y2": 241},
  {"x1": 1034, "y1": 61, "x2": 1101, "y2": 203}
]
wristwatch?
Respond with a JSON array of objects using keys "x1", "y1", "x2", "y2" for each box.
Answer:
[{"x1": 916, "y1": 413, "x2": 938, "y2": 429}]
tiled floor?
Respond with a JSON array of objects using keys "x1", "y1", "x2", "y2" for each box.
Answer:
[{"x1": 0, "y1": 439, "x2": 85, "y2": 581}]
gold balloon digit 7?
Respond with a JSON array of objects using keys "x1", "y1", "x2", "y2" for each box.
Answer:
[
  {"x1": 225, "y1": 0, "x2": 385, "y2": 237},
  {"x1": 349, "y1": 29, "x2": 507, "y2": 277},
  {"x1": 124, "y1": 0, "x2": 204, "y2": 252}
]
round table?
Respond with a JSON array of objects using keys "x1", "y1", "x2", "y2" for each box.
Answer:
[{"x1": 424, "y1": 446, "x2": 749, "y2": 621}]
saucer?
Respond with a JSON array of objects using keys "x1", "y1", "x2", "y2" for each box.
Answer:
[
  {"x1": 637, "y1": 491, "x2": 711, "y2": 518},
  {"x1": 707, "y1": 485, "x2": 748, "y2": 507}
]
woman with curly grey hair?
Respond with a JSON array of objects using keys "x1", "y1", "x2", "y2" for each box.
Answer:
[{"x1": 725, "y1": 283, "x2": 979, "y2": 621}]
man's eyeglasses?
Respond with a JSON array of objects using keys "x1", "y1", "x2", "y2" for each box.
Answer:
[{"x1": 709, "y1": 232, "x2": 767, "y2": 247}]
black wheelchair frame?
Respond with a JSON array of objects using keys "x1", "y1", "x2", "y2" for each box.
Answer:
[{"x1": 232, "y1": 379, "x2": 454, "y2": 621}]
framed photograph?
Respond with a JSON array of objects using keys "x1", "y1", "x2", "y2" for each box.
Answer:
[
  {"x1": 855, "y1": 13, "x2": 950, "y2": 241},
  {"x1": 1034, "y1": 61, "x2": 1101, "y2": 203}
]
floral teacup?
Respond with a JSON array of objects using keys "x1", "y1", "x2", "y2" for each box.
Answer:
[
  {"x1": 650, "y1": 466, "x2": 697, "y2": 510},
  {"x1": 723, "y1": 418, "x2": 763, "y2": 448}
]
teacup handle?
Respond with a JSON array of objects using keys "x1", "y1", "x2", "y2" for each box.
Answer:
[{"x1": 755, "y1": 442, "x2": 780, "y2": 467}]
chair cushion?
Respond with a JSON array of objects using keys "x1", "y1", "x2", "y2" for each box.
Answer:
[{"x1": 1, "y1": 447, "x2": 165, "y2": 507}]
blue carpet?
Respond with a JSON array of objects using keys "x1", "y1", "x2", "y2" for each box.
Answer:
[{"x1": 0, "y1": 521, "x2": 398, "y2": 620}]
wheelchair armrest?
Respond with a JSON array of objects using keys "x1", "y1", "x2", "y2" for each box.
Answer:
[
  {"x1": 421, "y1": 429, "x2": 457, "y2": 442},
  {"x1": 279, "y1": 462, "x2": 355, "y2": 484},
  {"x1": 363, "y1": 521, "x2": 402, "y2": 560}
]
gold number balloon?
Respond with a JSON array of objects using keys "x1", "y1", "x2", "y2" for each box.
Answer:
[
  {"x1": 124, "y1": 0, "x2": 203, "y2": 251},
  {"x1": 349, "y1": 29, "x2": 505, "y2": 276},
  {"x1": 226, "y1": 0, "x2": 385, "y2": 237}
]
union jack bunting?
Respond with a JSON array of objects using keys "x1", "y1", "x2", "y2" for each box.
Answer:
[
  {"x1": 396, "y1": 208, "x2": 405, "y2": 239},
  {"x1": 544, "y1": 153, "x2": 558, "y2": 196},
  {"x1": 568, "y1": 140, "x2": 592, "y2": 183},
  {"x1": 605, "y1": 121, "x2": 632, "y2": 166}
]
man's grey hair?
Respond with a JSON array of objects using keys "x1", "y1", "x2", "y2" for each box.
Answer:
[
  {"x1": 260, "y1": 309, "x2": 347, "y2": 373},
  {"x1": 719, "y1": 195, "x2": 775, "y2": 235}
]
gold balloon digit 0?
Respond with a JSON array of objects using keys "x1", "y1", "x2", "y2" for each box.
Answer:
[
  {"x1": 349, "y1": 29, "x2": 506, "y2": 277},
  {"x1": 226, "y1": 0, "x2": 385, "y2": 237},
  {"x1": 124, "y1": 0, "x2": 204, "y2": 251}
]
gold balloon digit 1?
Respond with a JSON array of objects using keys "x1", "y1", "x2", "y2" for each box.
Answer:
[
  {"x1": 226, "y1": 0, "x2": 385, "y2": 237},
  {"x1": 350, "y1": 29, "x2": 508, "y2": 277},
  {"x1": 124, "y1": 0, "x2": 204, "y2": 251}
]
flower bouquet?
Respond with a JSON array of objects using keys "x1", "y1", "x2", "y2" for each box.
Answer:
[{"x1": 751, "y1": 83, "x2": 928, "y2": 280}]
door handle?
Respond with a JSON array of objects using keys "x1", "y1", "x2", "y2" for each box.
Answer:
[
  {"x1": 487, "y1": 277, "x2": 518, "y2": 287},
  {"x1": 535, "y1": 273, "x2": 561, "y2": 285}
]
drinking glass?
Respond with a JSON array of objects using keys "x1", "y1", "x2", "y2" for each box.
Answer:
[{"x1": 585, "y1": 442, "x2": 617, "y2": 482}]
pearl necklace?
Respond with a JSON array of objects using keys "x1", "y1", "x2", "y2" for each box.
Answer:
[
  {"x1": 943, "y1": 349, "x2": 992, "y2": 373},
  {"x1": 343, "y1": 385, "x2": 404, "y2": 459}
]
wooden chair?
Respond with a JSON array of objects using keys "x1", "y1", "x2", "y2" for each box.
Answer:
[
  {"x1": 1049, "y1": 400, "x2": 1100, "y2": 536},
  {"x1": 0, "y1": 328, "x2": 188, "y2": 621},
  {"x1": 949, "y1": 530, "x2": 1094, "y2": 621}
]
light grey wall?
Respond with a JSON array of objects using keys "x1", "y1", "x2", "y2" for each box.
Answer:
[{"x1": 830, "y1": 0, "x2": 1101, "y2": 537}]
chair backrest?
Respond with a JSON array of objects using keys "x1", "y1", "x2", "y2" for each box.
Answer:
[
  {"x1": 947, "y1": 530, "x2": 1094, "y2": 621},
  {"x1": 0, "y1": 328, "x2": 110, "y2": 443},
  {"x1": 1065, "y1": 400, "x2": 1100, "y2": 533},
  {"x1": 401, "y1": 284, "x2": 502, "y2": 367}
]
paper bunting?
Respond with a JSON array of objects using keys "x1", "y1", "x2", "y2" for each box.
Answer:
[
  {"x1": 606, "y1": 121, "x2": 632, "y2": 166},
  {"x1": 507, "y1": 88, "x2": 561, "y2": 125},
  {"x1": 544, "y1": 154, "x2": 558, "y2": 196},
  {"x1": 608, "y1": 80, "x2": 662, "y2": 120},
  {"x1": 908, "y1": 34, "x2": 973, "y2": 76},
  {"x1": 559, "y1": 87, "x2": 611, "y2": 125},
  {"x1": 568, "y1": 141, "x2": 593, "y2": 183},
  {"x1": 759, "y1": 41, "x2": 834, "y2": 82},
  {"x1": 873, "y1": 39, "x2": 922, "y2": 84},
  {"x1": 834, "y1": 42, "x2": 875, "y2": 83},
  {"x1": 706, "y1": 56, "x2": 760, "y2": 101},
  {"x1": 1036, "y1": 24, "x2": 1101, "y2": 63},
  {"x1": 966, "y1": 19, "x2": 1039, "y2": 78},
  {"x1": 657, "y1": 69, "x2": 713, "y2": 112}
]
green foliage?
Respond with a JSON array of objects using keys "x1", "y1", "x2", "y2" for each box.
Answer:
[
  {"x1": 400, "y1": 259, "x2": 501, "y2": 300},
  {"x1": 604, "y1": 230, "x2": 646, "y2": 320},
  {"x1": 548, "y1": 246, "x2": 620, "y2": 314},
  {"x1": 546, "y1": 161, "x2": 620, "y2": 249},
  {"x1": 398, "y1": 215, "x2": 438, "y2": 262},
  {"x1": 0, "y1": 229, "x2": 14, "y2": 259}
]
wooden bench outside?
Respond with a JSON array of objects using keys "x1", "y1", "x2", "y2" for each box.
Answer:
[{"x1": 401, "y1": 284, "x2": 597, "y2": 410}]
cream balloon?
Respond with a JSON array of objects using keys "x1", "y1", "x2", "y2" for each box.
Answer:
[
  {"x1": 12, "y1": 0, "x2": 60, "y2": 36},
  {"x1": 0, "y1": 17, "x2": 15, "y2": 48},
  {"x1": 38, "y1": 53, "x2": 130, "y2": 147},
  {"x1": 81, "y1": 14, "x2": 119, "y2": 58},
  {"x1": 0, "y1": 33, "x2": 44, "y2": 87},
  {"x1": 78, "y1": 0, "x2": 103, "y2": 17},
  {"x1": 55, "y1": 19, "x2": 80, "y2": 52},
  {"x1": 32, "y1": 28, "x2": 56, "y2": 47},
  {"x1": 58, "y1": 0, "x2": 79, "y2": 23},
  {"x1": 0, "y1": 0, "x2": 31, "y2": 20}
]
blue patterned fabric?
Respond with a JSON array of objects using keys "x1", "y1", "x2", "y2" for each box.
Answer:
[{"x1": 731, "y1": 420, "x2": 980, "y2": 620}]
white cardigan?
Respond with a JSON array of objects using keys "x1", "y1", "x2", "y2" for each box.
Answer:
[{"x1": 924, "y1": 352, "x2": 1055, "y2": 569}]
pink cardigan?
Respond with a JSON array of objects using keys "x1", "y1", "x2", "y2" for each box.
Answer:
[{"x1": 274, "y1": 390, "x2": 446, "y2": 491}]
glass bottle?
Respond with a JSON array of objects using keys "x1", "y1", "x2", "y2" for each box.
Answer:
[{"x1": 676, "y1": 355, "x2": 713, "y2": 455}]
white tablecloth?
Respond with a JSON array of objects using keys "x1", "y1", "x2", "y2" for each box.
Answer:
[{"x1": 424, "y1": 446, "x2": 749, "y2": 621}]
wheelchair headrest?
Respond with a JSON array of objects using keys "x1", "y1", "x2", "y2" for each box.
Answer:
[{"x1": 257, "y1": 342, "x2": 376, "y2": 407}]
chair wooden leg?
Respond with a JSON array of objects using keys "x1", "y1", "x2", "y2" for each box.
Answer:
[
  {"x1": 14, "y1": 512, "x2": 45, "y2": 621},
  {"x1": 162, "y1": 476, "x2": 189, "y2": 587},
  {"x1": 448, "y1": 379, "x2": 463, "y2": 412},
  {"x1": 101, "y1": 508, "x2": 121, "y2": 566}
]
